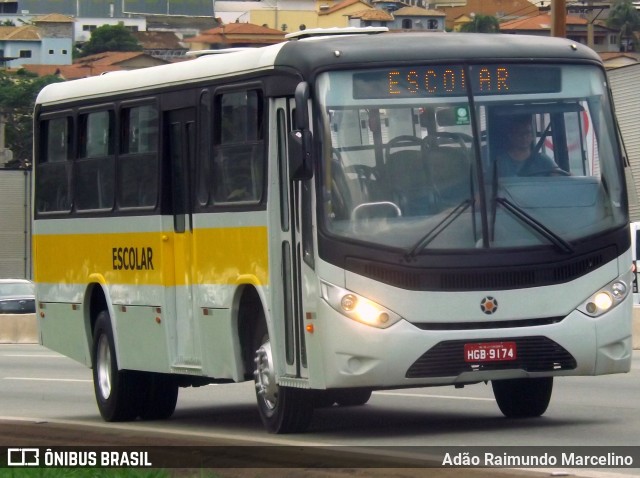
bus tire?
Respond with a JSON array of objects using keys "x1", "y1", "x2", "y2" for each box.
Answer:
[
  {"x1": 492, "y1": 377, "x2": 553, "y2": 418},
  {"x1": 138, "y1": 373, "x2": 179, "y2": 420},
  {"x1": 313, "y1": 390, "x2": 337, "y2": 408},
  {"x1": 253, "y1": 321, "x2": 314, "y2": 433},
  {"x1": 333, "y1": 389, "x2": 373, "y2": 407},
  {"x1": 92, "y1": 310, "x2": 142, "y2": 421}
]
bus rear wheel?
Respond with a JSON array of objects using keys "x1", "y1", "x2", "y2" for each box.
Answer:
[
  {"x1": 253, "y1": 322, "x2": 314, "y2": 433},
  {"x1": 492, "y1": 377, "x2": 553, "y2": 418},
  {"x1": 92, "y1": 310, "x2": 142, "y2": 421}
]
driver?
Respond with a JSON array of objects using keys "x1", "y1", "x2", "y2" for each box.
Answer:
[{"x1": 496, "y1": 115, "x2": 560, "y2": 177}]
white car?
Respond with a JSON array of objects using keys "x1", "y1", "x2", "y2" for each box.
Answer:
[{"x1": 0, "y1": 279, "x2": 35, "y2": 314}]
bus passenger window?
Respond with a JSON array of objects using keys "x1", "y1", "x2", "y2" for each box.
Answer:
[
  {"x1": 121, "y1": 105, "x2": 158, "y2": 155},
  {"x1": 36, "y1": 116, "x2": 73, "y2": 213},
  {"x1": 76, "y1": 110, "x2": 115, "y2": 211},
  {"x1": 118, "y1": 104, "x2": 159, "y2": 209},
  {"x1": 213, "y1": 90, "x2": 264, "y2": 205}
]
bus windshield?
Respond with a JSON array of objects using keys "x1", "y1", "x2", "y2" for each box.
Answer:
[{"x1": 317, "y1": 63, "x2": 626, "y2": 251}]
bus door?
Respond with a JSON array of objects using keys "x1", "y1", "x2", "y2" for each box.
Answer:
[
  {"x1": 274, "y1": 98, "x2": 311, "y2": 380},
  {"x1": 165, "y1": 107, "x2": 201, "y2": 369}
]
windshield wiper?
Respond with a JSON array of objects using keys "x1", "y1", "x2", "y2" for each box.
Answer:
[
  {"x1": 495, "y1": 197, "x2": 574, "y2": 253},
  {"x1": 405, "y1": 199, "x2": 473, "y2": 260}
]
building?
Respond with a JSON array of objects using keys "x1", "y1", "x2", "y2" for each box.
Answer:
[
  {"x1": 23, "y1": 51, "x2": 171, "y2": 79},
  {"x1": 348, "y1": 9, "x2": 395, "y2": 28},
  {"x1": 608, "y1": 63, "x2": 640, "y2": 221},
  {"x1": 390, "y1": 6, "x2": 446, "y2": 30},
  {"x1": 133, "y1": 31, "x2": 188, "y2": 61},
  {"x1": 437, "y1": 0, "x2": 539, "y2": 30},
  {"x1": 185, "y1": 23, "x2": 285, "y2": 50},
  {"x1": 0, "y1": 14, "x2": 74, "y2": 68},
  {"x1": 348, "y1": 5, "x2": 446, "y2": 30},
  {"x1": 74, "y1": 17, "x2": 147, "y2": 44},
  {"x1": 500, "y1": 12, "x2": 619, "y2": 52},
  {"x1": 0, "y1": 0, "x2": 216, "y2": 45},
  {"x1": 0, "y1": 0, "x2": 213, "y2": 17},
  {"x1": 600, "y1": 51, "x2": 640, "y2": 68}
]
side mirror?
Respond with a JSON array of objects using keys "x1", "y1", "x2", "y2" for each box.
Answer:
[
  {"x1": 289, "y1": 82, "x2": 313, "y2": 180},
  {"x1": 294, "y1": 82, "x2": 309, "y2": 130},
  {"x1": 289, "y1": 129, "x2": 313, "y2": 180}
]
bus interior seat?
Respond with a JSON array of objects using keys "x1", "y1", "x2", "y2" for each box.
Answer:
[
  {"x1": 384, "y1": 149, "x2": 439, "y2": 216},
  {"x1": 426, "y1": 145, "x2": 472, "y2": 205}
]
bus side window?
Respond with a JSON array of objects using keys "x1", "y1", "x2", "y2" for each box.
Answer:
[
  {"x1": 36, "y1": 116, "x2": 73, "y2": 213},
  {"x1": 75, "y1": 110, "x2": 115, "y2": 211},
  {"x1": 118, "y1": 104, "x2": 159, "y2": 209},
  {"x1": 212, "y1": 90, "x2": 265, "y2": 205}
]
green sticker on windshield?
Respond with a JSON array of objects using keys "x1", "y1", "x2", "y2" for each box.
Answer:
[{"x1": 455, "y1": 106, "x2": 470, "y2": 125}]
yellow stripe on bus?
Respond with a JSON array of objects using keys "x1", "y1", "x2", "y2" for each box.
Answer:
[{"x1": 33, "y1": 226, "x2": 269, "y2": 287}]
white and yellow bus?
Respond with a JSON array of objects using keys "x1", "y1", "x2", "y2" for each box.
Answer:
[{"x1": 33, "y1": 28, "x2": 634, "y2": 433}]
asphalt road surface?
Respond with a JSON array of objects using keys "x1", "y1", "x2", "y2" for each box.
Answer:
[{"x1": 1, "y1": 344, "x2": 639, "y2": 478}]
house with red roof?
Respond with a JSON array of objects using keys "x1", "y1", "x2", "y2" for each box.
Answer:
[
  {"x1": 184, "y1": 23, "x2": 285, "y2": 50},
  {"x1": 500, "y1": 12, "x2": 619, "y2": 52},
  {"x1": 438, "y1": 0, "x2": 539, "y2": 31},
  {"x1": 347, "y1": 5, "x2": 446, "y2": 31},
  {"x1": 22, "y1": 51, "x2": 170, "y2": 79}
]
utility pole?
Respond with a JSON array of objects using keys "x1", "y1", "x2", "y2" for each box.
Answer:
[
  {"x1": 586, "y1": 0, "x2": 595, "y2": 49},
  {"x1": 551, "y1": 0, "x2": 567, "y2": 38}
]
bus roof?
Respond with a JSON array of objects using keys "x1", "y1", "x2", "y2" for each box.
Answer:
[
  {"x1": 36, "y1": 32, "x2": 602, "y2": 107},
  {"x1": 277, "y1": 32, "x2": 602, "y2": 78},
  {"x1": 36, "y1": 42, "x2": 287, "y2": 106}
]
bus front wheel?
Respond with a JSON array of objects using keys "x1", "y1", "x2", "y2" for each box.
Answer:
[
  {"x1": 333, "y1": 389, "x2": 373, "y2": 407},
  {"x1": 492, "y1": 377, "x2": 553, "y2": 418},
  {"x1": 253, "y1": 322, "x2": 314, "y2": 433},
  {"x1": 92, "y1": 310, "x2": 142, "y2": 421}
]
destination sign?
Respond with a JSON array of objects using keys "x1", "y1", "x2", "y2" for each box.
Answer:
[{"x1": 353, "y1": 65, "x2": 561, "y2": 99}]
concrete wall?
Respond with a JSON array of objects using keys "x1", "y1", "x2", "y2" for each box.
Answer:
[{"x1": 0, "y1": 313, "x2": 38, "y2": 344}]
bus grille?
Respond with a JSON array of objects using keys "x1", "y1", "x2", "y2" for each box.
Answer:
[
  {"x1": 405, "y1": 336, "x2": 577, "y2": 379},
  {"x1": 346, "y1": 248, "x2": 613, "y2": 291},
  {"x1": 411, "y1": 316, "x2": 565, "y2": 330}
]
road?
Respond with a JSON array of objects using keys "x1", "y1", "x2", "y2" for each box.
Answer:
[{"x1": 1, "y1": 344, "x2": 639, "y2": 477}]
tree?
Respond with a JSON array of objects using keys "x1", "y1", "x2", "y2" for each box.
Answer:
[
  {"x1": 459, "y1": 14, "x2": 501, "y2": 33},
  {"x1": 0, "y1": 70, "x2": 64, "y2": 169},
  {"x1": 607, "y1": 0, "x2": 640, "y2": 51},
  {"x1": 79, "y1": 23, "x2": 142, "y2": 57}
]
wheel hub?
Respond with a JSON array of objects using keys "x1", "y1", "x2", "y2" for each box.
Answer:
[
  {"x1": 254, "y1": 341, "x2": 278, "y2": 409},
  {"x1": 96, "y1": 334, "x2": 112, "y2": 399}
]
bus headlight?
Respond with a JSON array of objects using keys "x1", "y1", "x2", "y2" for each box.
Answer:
[
  {"x1": 321, "y1": 281, "x2": 402, "y2": 329},
  {"x1": 578, "y1": 275, "x2": 630, "y2": 317}
]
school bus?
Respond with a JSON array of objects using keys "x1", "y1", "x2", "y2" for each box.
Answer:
[{"x1": 33, "y1": 28, "x2": 633, "y2": 433}]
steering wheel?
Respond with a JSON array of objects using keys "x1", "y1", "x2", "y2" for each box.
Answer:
[{"x1": 527, "y1": 167, "x2": 571, "y2": 177}]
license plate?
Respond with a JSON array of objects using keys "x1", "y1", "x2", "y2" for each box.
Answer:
[{"x1": 464, "y1": 341, "x2": 517, "y2": 362}]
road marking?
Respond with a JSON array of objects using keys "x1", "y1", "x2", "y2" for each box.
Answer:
[
  {"x1": 374, "y1": 391, "x2": 494, "y2": 401},
  {"x1": 2, "y1": 354, "x2": 64, "y2": 358},
  {"x1": 4, "y1": 377, "x2": 92, "y2": 383}
]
